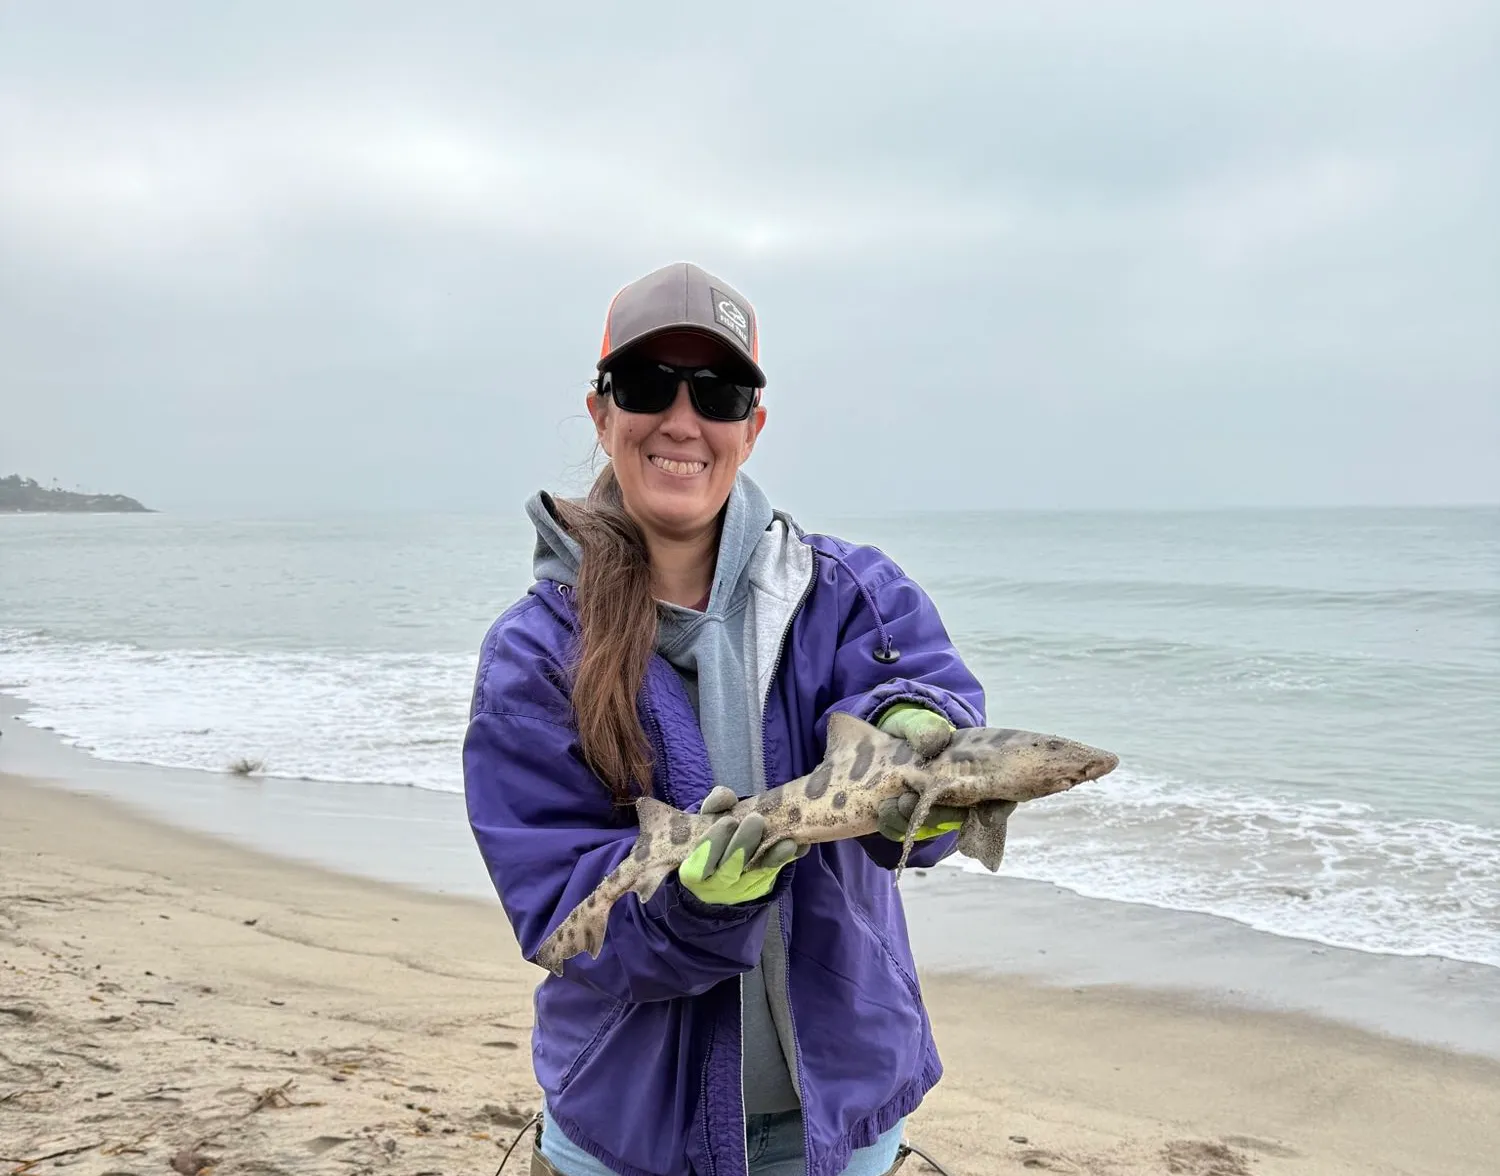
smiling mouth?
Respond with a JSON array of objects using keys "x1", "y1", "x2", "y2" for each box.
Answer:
[{"x1": 649, "y1": 456, "x2": 708, "y2": 476}]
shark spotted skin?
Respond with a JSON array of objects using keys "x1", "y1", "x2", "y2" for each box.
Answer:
[{"x1": 532, "y1": 712, "x2": 1119, "y2": 974}]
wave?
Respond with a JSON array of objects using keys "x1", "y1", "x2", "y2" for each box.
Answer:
[
  {"x1": 4, "y1": 626, "x2": 1497, "y2": 970},
  {"x1": 960, "y1": 765, "x2": 1500, "y2": 970},
  {"x1": 0, "y1": 628, "x2": 474, "y2": 793}
]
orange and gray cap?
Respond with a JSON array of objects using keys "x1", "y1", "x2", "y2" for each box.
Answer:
[{"x1": 597, "y1": 261, "x2": 765, "y2": 387}]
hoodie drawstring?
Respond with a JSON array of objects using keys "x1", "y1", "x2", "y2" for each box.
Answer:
[{"x1": 807, "y1": 542, "x2": 900, "y2": 665}]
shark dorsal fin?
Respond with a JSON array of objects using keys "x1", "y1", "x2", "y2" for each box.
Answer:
[{"x1": 825, "y1": 710, "x2": 883, "y2": 755}]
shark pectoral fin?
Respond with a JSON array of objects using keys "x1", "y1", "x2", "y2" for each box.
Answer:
[{"x1": 956, "y1": 799, "x2": 1015, "y2": 872}]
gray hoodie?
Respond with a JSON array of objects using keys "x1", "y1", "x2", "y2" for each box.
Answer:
[{"x1": 525, "y1": 472, "x2": 801, "y2": 1115}]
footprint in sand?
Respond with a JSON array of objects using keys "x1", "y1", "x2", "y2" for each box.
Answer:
[
  {"x1": 1017, "y1": 1148, "x2": 1081, "y2": 1172},
  {"x1": 1222, "y1": 1135, "x2": 1301, "y2": 1159},
  {"x1": 478, "y1": 1101, "x2": 537, "y2": 1130},
  {"x1": 1162, "y1": 1139, "x2": 1252, "y2": 1176}
]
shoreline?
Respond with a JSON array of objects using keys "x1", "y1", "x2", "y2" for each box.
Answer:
[
  {"x1": 5, "y1": 768, "x2": 1500, "y2": 1174},
  {"x1": 4, "y1": 693, "x2": 1499, "y2": 1068}
]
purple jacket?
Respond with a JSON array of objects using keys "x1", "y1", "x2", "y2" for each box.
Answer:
[{"x1": 463, "y1": 521, "x2": 986, "y2": 1176}]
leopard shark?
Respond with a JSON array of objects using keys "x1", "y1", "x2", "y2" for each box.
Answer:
[{"x1": 532, "y1": 712, "x2": 1118, "y2": 974}]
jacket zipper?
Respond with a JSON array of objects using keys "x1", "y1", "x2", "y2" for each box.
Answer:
[
  {"x1": 737, "y1": 974, "x2": 747, "y2": 1176},
  {"x1": 649, "y1": 534, "x2": 821, "y2": 1175},
  {"x1": 643, "y1": 691, "x2": 669, "y2": 801},
  {"x1": 642, "y1": 654, "x2": 729, "y2": 1175},
  {"x1": 700, "y1": 1027, "x2": 716, "y2": 1176},
  {"x1": 757, "y1": 547, "x2": 817, "y2": 1175}
]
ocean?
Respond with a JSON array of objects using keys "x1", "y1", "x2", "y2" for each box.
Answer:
[{"x1": 2, "y1": 505, "x2": 1497, "y2": 971}]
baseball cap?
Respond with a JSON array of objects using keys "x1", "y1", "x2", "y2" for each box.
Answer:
[{"x1": 597, "y1": 261, "x2": 765, "y2": 387}]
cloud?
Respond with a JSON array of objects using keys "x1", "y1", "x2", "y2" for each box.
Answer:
[
  {"x1": 0, "y1": 81, "x2": 1027, "y2": 285},
  {"x1": 0, "y1": 1, "x2": 1495, "y2": 511}
]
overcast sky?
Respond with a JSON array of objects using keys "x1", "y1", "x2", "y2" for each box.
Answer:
[{"x1": 2, "y1": 1, "x2": 1496, "y2": 514}]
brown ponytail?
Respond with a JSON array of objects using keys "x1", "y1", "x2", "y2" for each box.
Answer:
[{"x1": 549, "y1": 460, "x2": 661, "y2": 804}]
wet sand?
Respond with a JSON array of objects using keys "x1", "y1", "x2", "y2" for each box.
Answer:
[
  {"x1": 4, "y1": 761, "x2": 1499, "y2": 1175},
  {"x1": 4, "y1": 694, "x2": 1498, "y2": 1067}
]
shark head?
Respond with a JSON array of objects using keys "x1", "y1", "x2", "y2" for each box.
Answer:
[
  {"x1": 937, "y1": 725, "x2": 1118, "y2": 869},
  {"x1": 938, "y1": 725, "x2": 1119, "y2": 801}
]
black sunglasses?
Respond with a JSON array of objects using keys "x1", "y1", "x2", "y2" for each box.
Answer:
[{"x1": 599, "y1": 359, "x2": 762, "y2": 422}]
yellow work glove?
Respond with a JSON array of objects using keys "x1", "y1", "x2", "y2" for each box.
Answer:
[
  {"x1": 874, "y1": 703, "x2": 971, "y2": 841},
  {"x1": 678, "y1": 785, "x2": 805, "y2": 905}
]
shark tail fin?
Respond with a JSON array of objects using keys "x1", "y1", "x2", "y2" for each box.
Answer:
[
  {"x1": 629, "y1": 795, "x2": 709, "y2": 906},
  {"x1": 531, "y1": 795, "x2": 712, "y2": 976}
]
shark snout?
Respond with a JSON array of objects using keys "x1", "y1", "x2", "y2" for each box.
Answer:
[
  {"x1": 1045, "y1": 739, "x2": 1119, "y2": 787},
  {"x1": 1076, "y1": 746, "x2": 1119, "y2": 782}
]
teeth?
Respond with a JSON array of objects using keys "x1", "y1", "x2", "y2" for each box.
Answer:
[{"x1": 650, "y1": 456, "x2": 707, "y2": 475}]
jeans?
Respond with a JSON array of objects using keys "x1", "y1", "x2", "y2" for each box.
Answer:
[{"x1": 539, "y1": 1104, "x2": 905, "y2": 1176}]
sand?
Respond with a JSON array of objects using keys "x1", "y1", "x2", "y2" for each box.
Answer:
[{"x1": 3, "y1": 771, "x2": 1498, "y2": 1176}]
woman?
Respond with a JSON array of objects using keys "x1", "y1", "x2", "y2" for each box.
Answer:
[{"x1": 463, "y1": 261, "x2": 988, "y2": 1176}]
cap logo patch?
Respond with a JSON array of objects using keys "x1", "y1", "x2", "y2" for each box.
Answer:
[{"x1": 711, "y1": 288, "x2": 752, "y2": 347}]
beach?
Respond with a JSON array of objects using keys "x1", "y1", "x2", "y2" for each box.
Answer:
[
  {"x1": 3, "y1": 505, "x2": 1498, "y2": 1175},
  {"x1": 4, "y1": 0, "x2": 1498, "y2": 1166},
  {"x1": 5, "y1": 754, "x2": 1499, "y2": 1175}
]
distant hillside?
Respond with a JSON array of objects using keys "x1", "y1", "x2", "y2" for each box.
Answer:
[{"x1": 1, "y1": 475, "x2": 153, "y2": 513}]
